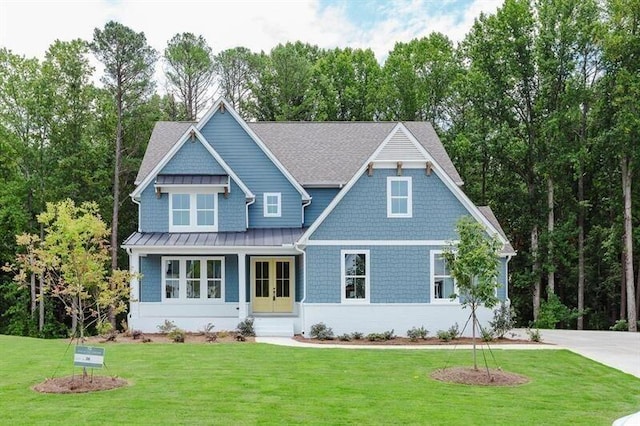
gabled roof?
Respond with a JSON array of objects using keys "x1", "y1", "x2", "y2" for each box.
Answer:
[
  {"x1": 136, "y1": 120, "x2": 463, "y2": 189},
  {"x1": 478, "y1": 206, "x2": 516, "y2": 255},
  {"x1": 248, "y1": 121, "x2": 463, "y2": 187}
]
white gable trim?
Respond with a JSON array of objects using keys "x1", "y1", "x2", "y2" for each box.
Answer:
[
  {"x1": 298, "y1": 124, "x2": 509, "y2": 248},
  {"x1": 197, "y1": 98, "x2": 311, "y2": 201},
  {"x1": 130, "y1": 126, "x2": 254, "y2": 201}
]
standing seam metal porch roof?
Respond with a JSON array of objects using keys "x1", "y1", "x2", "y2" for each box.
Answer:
[
  {"x1": 135, "y1": 121, "x2": 463, "y2": 187},
  {"x1": 122, "y1": 228, "x2": 306, "y2": 247}
]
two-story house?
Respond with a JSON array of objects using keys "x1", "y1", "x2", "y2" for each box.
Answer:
[{"x1": 122, "y1": 98, "x2": 515, "y2": 337}]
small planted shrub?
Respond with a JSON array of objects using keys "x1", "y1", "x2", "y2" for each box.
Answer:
[
  {"x1": 217, "y1": 330, "x2": 229, "y2": 339},
  {"x1": 490, "y1": 301, "x2": 516, "y2": 338},
  {"x1": 407, "y1": 326, "x2": 429, "y2": 342},
  {"x1": 237, "y1": 318, "x2": 255, "y2": 337},
  {"x1": 436, "y1": 329, "x2": 453, "y2": 342},
  {"x1": 382, "y1": 329, "x2": 395, "y2": 340},
  {"x1": 480, "y1": 327, "x2": 495, "y2": 342},
  {"x1": 157, "y1": 320, "x2": 177, "y2": 334},
  {"x1": 447, "y1": 323, "x2": 460, "y2": 340},
  {"x1": 527, "y1": 328, "x2": 542, "y2": 342},
  {"x1": 351, "y1": 331, "x2": 363, "y2": 340},
  {"x1": 201, "y1": 323, "x2": 217, "y2": 342},
  {"x1": 337, "y1": 333, "x2": 352, "y2": 342},
  {"x1": 131, "y1": 330, "x2": 143, "y2": 340},
  {"x1": 168, "y1": 328, "x2": 186, "y2": 343},
  {"x1": 366, "y1": 333, "x2": 385, "y2": 342},
  {"x1": 610, "y1": 319, "x2": 628, "y2": 331},
  {"x1": 310, "y1": 322, "x2": 334, "y2": 340}
]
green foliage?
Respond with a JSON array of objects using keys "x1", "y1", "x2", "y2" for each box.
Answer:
[
  {"x1": 168, "y1": 328, "x2": 186, "y2": 343},
  {"x1": 480, "y1": 327, "x2": 495, "y2": 342},
  {"x1": 437, "y1": 323, "x2": 460, "y2": 342},
  {"x1": 527, "y1": 328, "x2": 542, "y2": 342},
  {"x1": 157, "y1": 320, "x2": 177, "y2": 334},
  {"x1": 236, "y1": 317, "x2": 255, "y2": 337},
  {"x1": 534, "y1": 293, "x2": 580, "y2": 329},
  {"x1": 351, "y1": 331, "x2": 363, "y2": 340},
  {"x1": 490, "y1": 301, "x2": 517, "y2": 338},
  {"x1": 407, "y1": 326, "x2": 429, "y2": 341},
  {"x1": 337, "y1": 333, "x2": 352, "y2": 342},
  {"x1": 309, "y1": 322, "x2": 334, "y2": 340}
]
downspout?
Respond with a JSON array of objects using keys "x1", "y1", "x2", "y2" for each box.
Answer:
[
  {"x1": 294, "y1": 242, "x2": 307, "y2": 337},
  {"x1": 131, "y1": 196, "x2": 141, "y2": 232},
  {"x1": 245, "y1": 197, "x2": 255, "y2": 229},
  {"x1": 505, "y1": 255, "x2": 513, "y2": 303},
  {"x1": 301, "y1": 199, "x2": 311, "y2": 226}
]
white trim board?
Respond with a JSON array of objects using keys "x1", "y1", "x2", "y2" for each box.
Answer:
[{"x1": 305, "y1": 240, "x2": 456, "y2": 246}]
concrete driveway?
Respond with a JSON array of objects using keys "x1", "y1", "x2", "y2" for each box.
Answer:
[{"x1": 513, "y1": 328, "x2": 640, "y2": 378}]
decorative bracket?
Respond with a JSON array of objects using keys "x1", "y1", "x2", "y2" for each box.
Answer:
[
  {"x1": 155, "y1": 187, "x2": 162, "y2": 199},
  {"x1": 396, "y1": 161, "x2": 403, "y2": 176},
  {"x1": 367, "y1": 162, "x2": 374, "y2": 177},
  {"x1": 425, "y1": 161, "x2": 433, "y2": 176}
]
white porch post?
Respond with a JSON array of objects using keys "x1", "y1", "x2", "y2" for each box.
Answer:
[
  {"x1": 128, "y1": 250, "x2": 141, "y2": 320},
  {"x1": 238, "y1": 252, "x2": 247, "y2": 319}
]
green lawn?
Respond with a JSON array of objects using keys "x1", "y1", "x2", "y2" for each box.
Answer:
[{"x1": 0, "y1": 335, "x2": 638, "y2": 425}]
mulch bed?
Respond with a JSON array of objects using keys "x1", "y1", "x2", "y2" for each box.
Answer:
[
  {"x1": 292, "y1": 336, "x2": 538, "y2": 346},
  {"x1": 83, "y1": 332, "x2": 255, "y2": 344},
  {"x1": 431, "y1": 367, "x2": 530, "y2": 386},
  {"x1": 33, "y1": 375, "x2": 128, "y2": 393}
]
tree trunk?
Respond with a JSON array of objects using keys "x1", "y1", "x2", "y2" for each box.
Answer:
[
  {"x1": 472, "y1": 308, "x2": 477, "y2": 371},
  {"x1": 621, "y1": 156, "x2": 636, "y2": 332},
  {"x1": 109, "y1": 88, "x2": 123, "y2": 328},
  {"x1": 30, "y1": 273, "x2": 36, "y2": 315},
  {"x1": 38, "y1": 273, "x2": 44, "y2": 333},
  {"x1": 621, "y1": 250, "x2": 627, "y2": 320},
  {"x1": 547, "y1": 177, "x2": 555, "y2": 295},
  {"x1": 577, "y1": 172, "x2": 585, "y2": 330},
  {"x1": 532, "y1": 225, "x2": 541, "y2": 321}
]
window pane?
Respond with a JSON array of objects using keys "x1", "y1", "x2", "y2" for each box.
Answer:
[
  {"x1": 172, "y1": 194, "x2": 190, "y2": 209},
  {"x1": 392, "y1": 180, "x2": 408, "y2": 197},
  {"x1": 267, "y1": 195, "x2": 278, "y2": 205},
  {"x1": 434, "y1": 256, "x2": 447, "y2": 276},
  {"x1": 345, "y1": 277, "x2": 355, "y2": 299},
  {"x1": 207, "y1": 280, "x2": 221, "y2": 298},
  {"x1": 166, "y1": 279, "x2": 179, "y2": 298},
  {"x1": 165, "y1": 260, "x2": 180, "y2": 279},
  {"x1": 355, "y1": 278, "x2": 366, "y2": 299},
  {"x1": 197, "y1": 210, "x2": 214, "y2": 226},
  {"x1": 345, "y1": 253, "x2": 366, "y2": 276},
  {"x1": 186, "y1": 260, "x2": 200, "y2": 279},
  {"x1": 197, "y1": 194, "x2": 214, "y2": 209},
  {"x1": 442, "y1": 277, "x2": 455, "y2": 298},
  {"x1": 392, "y1": 198, "x2": 407, "y2": 214},
  {"x1": 187, "y1": 279, "x2": 200, "y2": 298},
  {"x1": 207, "y1": 260, "x2": 221, "y2": 279},
  {"x1": 173, "y1": 211, "x2": 190, "y2": 226},
  {"x1": 267, "y1": 204, "x2": 278, "y2": 214}
]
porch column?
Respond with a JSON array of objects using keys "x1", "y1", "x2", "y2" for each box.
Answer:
[
  {"x1": 129, "y1": 250, "x2": 140, "y2": 319},
  {"x1": 238, "y1": 252, "x2": 247, "y2": 319}
]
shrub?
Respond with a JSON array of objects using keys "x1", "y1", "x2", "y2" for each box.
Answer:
[
  {"x1": 168, "y1": 328, "x2": 186, "y2": 343},
  {"x1": 217, "y1": 330, "x2": 229, "y2": 338},
  {"x1": 527, "y1": 328, "x2": 542, "y2": 342},
  {"x1": 381, "y1": 329, "x2": 395, "y2": 340},
  {"x1": 337, "y1": 333, "x2": 352, "y2": 342},
  {"x1": 157, "y1": 320, "x2": 177, "y2": 334},
  {"x1": 490, "y1": 301, "x2": 516, "y2": 338},
  {"x1": 366, "y1": 333, "x2": 385, "y2": 341},
  {"x1": 480, "y1": 327, "x2": 495, "y2": 342},
  {"x1": 351, "y1": 331, "x2": 363, "y2": 340},
  {"x1": 534, "y1": 293, "x2": 580, "y2": 329},
  {"x1": 436, "y1": 329, "x2": 453, "y2": 342},
  {"x1": 310, "y1": 322, "x2": 334, "y2": 340},
  {"x1": 407, "y1": 326, "x2": 429, "y2": 342},
  {"x1": 447, "y1": 323, "x2": 460, "y2": 340},
  {"x1": 237, "y1": 318, "x2": 255, "y2": 337},
  {"x1": 131, "y1": 330, "x2": 143, "y2": 340},
  {"x1": 201, "y1": 323, "x2": 217, "y2": 342}
]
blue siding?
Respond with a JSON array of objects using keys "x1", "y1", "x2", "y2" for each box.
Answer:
[
  {"x1": 304, "y1": 187, "x2": 340, "y2": 226},
  {"x1": 140, "y1": 255, "x2": 162, "y2": 302},
  {"x1": 160, "y1": 137, "x2": 226, "y2": 175},
  {"x1": 218, "y1": 180, "x2": 247, "y2": 232},
  {"x1": 497, "y1": 257, "x2": 508, "y2": 301},
  {"x1": 200, "y1": 111, "x2": 303, "y2": 228},
  {"x1": 310, "y1": 169, "x2": 469, "y2": 240},
  {"x1": 225, "y1": 254, "x2": 239, "y2": 302},
  {"x1": 305, "y1": 245, "x2": 433, "y2": 303},
  {"x1": 140, "y1": 185, "x2": 169, "y2": 232}
]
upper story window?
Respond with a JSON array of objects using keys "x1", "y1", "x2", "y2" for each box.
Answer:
[
  {"x1": 387, "y1": 177, "x2": 412, "y2": 218},
  {"x1": 163, "y1": 257, "x2": 224, "y2": 302},
  {"x1": 341, "y1": 250, "x2": 370, "y2": 303},
  {"x1": 263, "y1": 192, "x2": 281, "y2": 217},
  {"x1": 431, "y1": 251, "x2": 457, "y2": 303},
  {"x1": 169, "y1": 191, "x2": 217, "y2": 232}
]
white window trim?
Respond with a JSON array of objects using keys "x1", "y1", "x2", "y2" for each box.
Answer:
[
  {"x1": 263, "y1": 192, "x2": 282, "y2": 218},
  {"x1": 387, "y1": 176, "x2": 412, "y2": 218},
  {"x1": 341, "y1": 249, "x2": 370, "y2": 304},
  {"x1": 161, "y1": 256, "x2": 225, "y2": 303},
  {"x1": 430, "y1": 250, "x2": 459, "y2": 304},
  {"x1": 168, "y1": 189, "x2": 218, "y2": 232}
]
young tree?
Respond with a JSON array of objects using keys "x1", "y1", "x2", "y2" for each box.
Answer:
[
  {"x1": 91, "y1": 21, "x2": 156, "y2": 326},
  {"x1": 164, "y1": 32, "x2": 215, "y2": 120},
  {"x1": 9, "y1": 200, "x2": 131, "y2": 339},
  {"x1": 443, "y1": 216, "x2": 502, "y2": 370}
]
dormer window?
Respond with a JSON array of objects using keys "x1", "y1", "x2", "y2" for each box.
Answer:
[
  {"x1": 263, "y1": 193, "x2": 281, "y2": 217},
  {"x1": 387, "y1": 176, "x2": 412, "y2": 218},
  {"x1": 169, "y1": 191, "x2": 217, "y2": 232}
]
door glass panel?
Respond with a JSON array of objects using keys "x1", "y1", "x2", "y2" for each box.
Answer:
[
  {"x1": 255, "y1": 261, "x2": 269, "y2": 297},
  {"x1": 165, "y1": 259, "x2": 180, "y2": 299},
  {"x1": 186, "y1": 260, "x2": 200, "y2": 298},
  {"x1": 276, "y1": 261, "x2": 290, "y2": 298},
  {"x1": 207, "y1": 259, "x2": 221, "y2": 299}
]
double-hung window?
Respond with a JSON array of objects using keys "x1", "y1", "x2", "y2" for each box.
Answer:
[
  {"x1": 169, "y1": 192, "x2": 217, "y2": 232},
  {"x1": 162, "y1": 257, "x2": 225, "y2": 302},
  {"x1": 263, "y1": 192, "x2": 281, "y2": 217},
  {"x1": 341, "y1": 250, "x2": 370, "y2": 303},
  {"x1": 387, "y1": 177, "x2": 412, "y2": 218},
  {"x1": 431, "y1": 251, "x2": 457, "y2": 302}
]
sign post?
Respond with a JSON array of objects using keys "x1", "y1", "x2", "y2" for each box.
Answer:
[{"x1": 74, "y1": 346, "x2": 105, "y2": 369}]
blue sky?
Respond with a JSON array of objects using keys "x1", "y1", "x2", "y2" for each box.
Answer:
[{"x1": 0, "y1": 0, "x2": 502, "y2": 86}]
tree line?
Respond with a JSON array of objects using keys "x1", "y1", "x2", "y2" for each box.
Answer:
[{"x1": 0, "y1": 0, "x2": 637, "y2": 336}]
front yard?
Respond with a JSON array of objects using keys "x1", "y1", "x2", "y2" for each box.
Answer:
[{"x1": 1, "y1": 335, "x2": 638, "y2": 425}]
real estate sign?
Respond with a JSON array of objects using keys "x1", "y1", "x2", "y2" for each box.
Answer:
[{"x1": 73, "y1": 346, "x2": 105, "y2": 369}]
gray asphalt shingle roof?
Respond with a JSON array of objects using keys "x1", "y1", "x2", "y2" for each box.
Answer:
[
  {"x1": 135, "y1": 121, "x2": 463, "y2": 187},
  {"x1": 478, "y1": 206, "x2": 516, "y2": 255}
]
